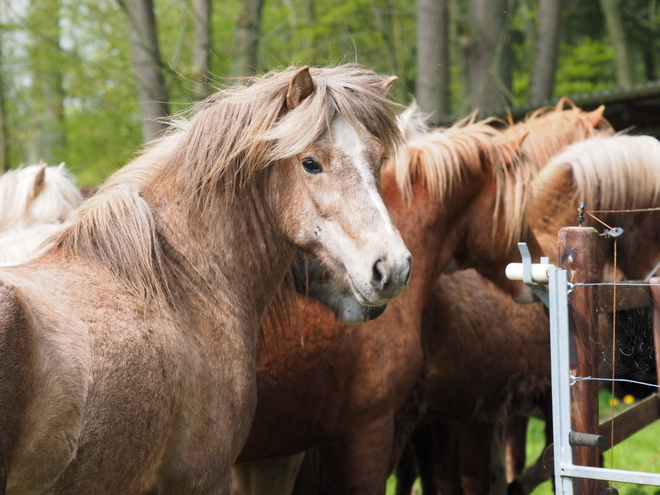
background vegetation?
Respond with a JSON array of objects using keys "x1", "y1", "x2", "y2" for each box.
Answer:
[{"x1": 2, "y1": 0, "x2": 658, "y2": 185}]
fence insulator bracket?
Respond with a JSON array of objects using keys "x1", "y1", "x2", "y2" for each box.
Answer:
[
  {"x1": 568, "y1": 430, "x2": 605, "y2": 449},
  {"x1": 505, "y1": 242, "x2": 555, "y2": 307}
]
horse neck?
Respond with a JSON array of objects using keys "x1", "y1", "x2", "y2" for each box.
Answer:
[
  {"x1": 527, "y1": 167, "x2": 576, "y2": 264},
  {"x1": 144, "y1": 176, "x2": 296, "y2": 333},
  {"x1": 381, "y1": 167, "x2": 483, "y2": 313}
]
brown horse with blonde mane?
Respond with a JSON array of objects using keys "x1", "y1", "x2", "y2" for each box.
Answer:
[
  {"x1": 0, "y1": 65, "x2": 413, "y2": 494},
  {"x1": 399, "y1": 131, "x2": 660, "y2": 495},
  {"x1": 231, "y1": 106, "x2": 541, "y2": 495},
  {"x1": 394, "y1": 99, "x2": 615, "y2": 495}
]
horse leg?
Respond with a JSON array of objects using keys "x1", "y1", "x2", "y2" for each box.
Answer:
[
  {"x1": 407, "y1": 421, "x2": 438, "y2": 495},
  {"x1": 394, "y1": 440, "x2": 417, "y2": 495},
  {"x1": 458, "y1": 421, "x2": 498, "y2": 495},
  {"x1": 517, "y1": 416, "x2": 553, "y2": 494},
  {"x1": 291, "y1": 448, "x2": 329, "y2": 495},
  {"x1": 431, "y1": 420, "x2": 461, "y2": 495},
  {"x1": 489, "y1": 423, "x2": 509, "y2": 495},
  {"x1": 319, "y1": 415, "x2": 395, "y2": 495},
  {"x1": 504, "y1": 416, "x2": 528, "y2": 483},
  {"x1": 232, "y1": 454, "x2": 305, "y2": 495}
]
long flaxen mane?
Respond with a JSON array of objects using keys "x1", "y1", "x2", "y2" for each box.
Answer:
[
  {"x1": 48, "y1": 65, "x2": 403, "y2": 305},
  {"x1": 506, "y1": 97, "x2": 615, "y2": 172},
  {"x1": 532, "y1": 135, "x2": 660, "y2": 223},
  {"x1": 391, "y1": 105, "x2": 533, "y2": 248}
]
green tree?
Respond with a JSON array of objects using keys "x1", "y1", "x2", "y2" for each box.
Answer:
[{"x1": 28, "y1": 0, "x2": 66, "y2": 164}]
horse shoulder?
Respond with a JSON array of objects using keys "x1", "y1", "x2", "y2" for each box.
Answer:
[
  {"x1": 0, "y1": 275, "x2": 89, "y2": 492},
  {"x1": 0, "y1": 278, "x2": 37, "y2": 485}
]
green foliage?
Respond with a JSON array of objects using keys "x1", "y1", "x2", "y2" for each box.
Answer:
[
  {"x1": 554, "y1": 37, "x2": 617, "y2": 96},
  {"x1": 528, "y1": 391, "x2": 660, "y2": 495},
  {"x1": 0, "y1": 0, "x2": 658, "y2": 184}
]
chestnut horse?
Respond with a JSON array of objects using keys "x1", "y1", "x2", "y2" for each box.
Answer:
[
  {"x1": 402, "y1": 133, "x2": 660, "y2": 495},
  {"x1": 232, "y1": 107, "x2": 540, "y2": 495},
  {"x1": 0, "y1": 162, "x2": 82, "y2": 265},
  {"x1": 0, "y1": 65, "x2": 413, "y2": 494}
]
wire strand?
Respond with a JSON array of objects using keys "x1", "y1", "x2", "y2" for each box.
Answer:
[{"x1": 570, "y1": 376, "x2": 660, "y2": 389}]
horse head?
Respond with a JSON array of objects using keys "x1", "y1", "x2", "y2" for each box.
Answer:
[
  {"x1": 267, "y1": 66, "x2": 412, "y2": 307},
  {"x1": 0, "y1": 163, "x2": 82, "y2": 231}
]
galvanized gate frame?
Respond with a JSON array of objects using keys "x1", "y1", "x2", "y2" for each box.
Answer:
[{"x1": 511, "y1": 243, "x2": 660, "y2": 493}]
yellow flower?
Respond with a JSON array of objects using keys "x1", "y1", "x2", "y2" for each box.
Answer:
[
  {"x1": 623, "y1": 395, "x2": 635, "y2": 405},
  {"x1": 608, "y1": 397, "x2": 619, "y2": 407}
]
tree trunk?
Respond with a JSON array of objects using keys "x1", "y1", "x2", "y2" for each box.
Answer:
[
  {"x1": 192, "y1": 0, "x2": 212, "y2": 99},
  {"x1": 465, "y1": 0, "x2": 513, "y2": 113},
  {"x1": 232, "y1": 0, "x2": 264, "y2": 77},
  {"x1": 530, "y1": 0, "x2": 562, "y2": 103},
  {"x1": 300, "y1": 0, "x2": 319, "y2": 53},
  {"x1": 28, "y1": 0, "x2": 66, "y2": 165},
  {"x1": 599, "y1": 0, "x2": 633, "y2": 87},
  {"x1": 371, "y1": 0, "x2": 406, "y2": 102},
  {"x1": 0, "y1": 28, "x2": 8, "y2": 171},
  {"x1": 119, "y1": 0, "x2": 170, "y2": 143},
  {"x1": 416, "y1": 0, "x2": 449, "y2": 120}
]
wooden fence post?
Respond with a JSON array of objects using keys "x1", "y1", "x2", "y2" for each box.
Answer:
[{"x1": 559, "y1": 226, "x2": 602, "y2": 495}]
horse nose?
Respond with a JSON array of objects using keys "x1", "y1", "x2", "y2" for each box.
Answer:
[{"x1": 370, "y1": 254, "x2": 413, "y2": 293}]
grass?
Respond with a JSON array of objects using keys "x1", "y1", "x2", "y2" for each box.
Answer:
[
  {"x1": 386, "y1": 390, "x2": 660, "y2": 495},
  {"x1": 528, "y1": 389, "x2": 660, "y2": 495}
]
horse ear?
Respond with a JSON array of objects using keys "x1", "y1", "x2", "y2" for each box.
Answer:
[
  {"x1": 505, "y1": 108, "x2": 514, "y2": 126},
  {"x1": 555, "y1": 96, "x2": 577, "y2": 111},
  {"x1": 587, "y1": 105, "x2": 605, "y2": 127},
  {"x1": 286, "y1": 66, "x2": 315, "y2": 111},
  {"x1": 380, "y1": 76, "x2": 398, "y2": 94},
  {"x1": 29, "y1": 164, "x2": 47, "y2": 201},
  {"x1": 508, "y1": 131, "x2": 529, "y2": 153}
]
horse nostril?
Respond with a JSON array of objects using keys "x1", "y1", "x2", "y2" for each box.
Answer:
[
  {"x1": 403, "y1": 255, "x2": 413, "y2": 285},
  {"x1": 372, "y1": 259, "x2": 387, "y2": 290}
]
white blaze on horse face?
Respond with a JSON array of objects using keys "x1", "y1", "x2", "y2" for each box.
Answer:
[{"x1": 313, "y1": 119, "x2": 411, "y2": 306}]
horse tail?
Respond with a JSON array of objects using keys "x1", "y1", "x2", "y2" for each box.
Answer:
[{"x1": 0, "y1": 278, "x2": 35, "y2": 488}]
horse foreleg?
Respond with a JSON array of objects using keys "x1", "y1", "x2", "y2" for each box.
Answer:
[
  {"x1": 504, "y1": 416, "x2": 528, "y2": 483},
  {"x1": 431, "y1": 420, "x2": 461, "y2": 495},
  {"x1": 232, "y1": 454, "x2": 305, "y2": 495},
  {"x1": 393, "y1": 440, "x2": 417, "y2": 495},
  {"x1": 516, "y1": 416, "x2": 553, "y2": 494},
  {"x1": 319, "y1": 415, "x2": 395, "y2": 495},
  {"x1": 458, "y1": 421, "x2": 500, "y2": 495}
]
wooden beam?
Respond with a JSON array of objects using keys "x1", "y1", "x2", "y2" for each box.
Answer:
[
  {"x1": 559, "y1": 227, "x2": 603, "y2": 495},
  {"x1": 599, "y1": 394, "x2": 660, "y2": 449}
]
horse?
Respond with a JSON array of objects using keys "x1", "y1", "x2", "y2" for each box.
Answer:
[
  {"x1": 0, "y1": 163, "x2": 83, "y2": 266},
  {"x1": 403, "y1": 133, "x2": 660, "y2": 495},
  {"x1": 393, "y1": 98, "x2": 616, "y2": 495},
  {"x1": 0, "y1": 65, "x2": 413, "y2": 494},
  {"x1": 231, "y1": 105, "x2": 542, "y2": 495},
  {"x1": 504, "y1": 96, "x2": 612, "y2": 173}
]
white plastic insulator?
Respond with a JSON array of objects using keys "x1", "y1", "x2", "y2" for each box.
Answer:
[{"x1": 505, "y1": 263, "x2": 556, "y2": 283}]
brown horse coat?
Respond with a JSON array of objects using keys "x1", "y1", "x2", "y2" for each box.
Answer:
[{"x1": 0, "y1": 65, "x2": 411, "y2": 494}]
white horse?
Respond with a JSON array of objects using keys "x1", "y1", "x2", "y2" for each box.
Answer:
[{"x1": 0, "y1": 163, "x2": 83, "y2": 265}]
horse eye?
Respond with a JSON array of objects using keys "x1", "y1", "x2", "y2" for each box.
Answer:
[{"x1": 302, "y1": 158, "x2": 323, "y2": 174}]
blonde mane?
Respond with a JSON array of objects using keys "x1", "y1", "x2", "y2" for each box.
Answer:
[
  {"x1": 0, "y1": 163, "x2": 82, "y2": 231},
  {"x1": 507, "y1": 103, "x2": 615, "y2": 172},
  {"x1": 534, "y1": 135, "x2": 660, "y2": 218},
  {"x1": 50, "y1": 65, "x2": 404, "y2": 303},
  {"x1": 391, "y1": 106, "x2": 533, "y2": 248}
]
